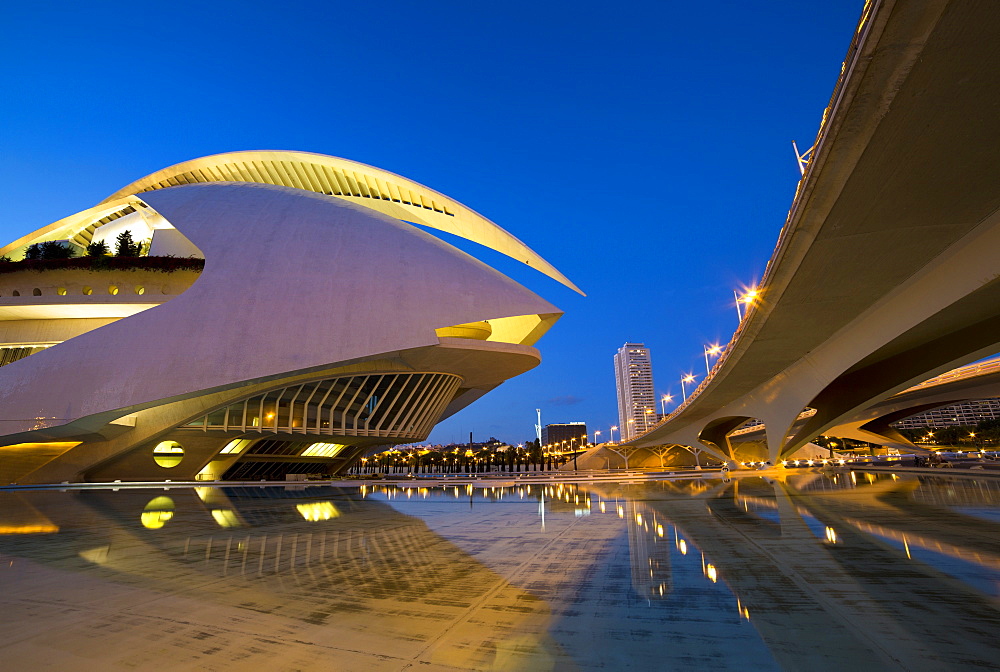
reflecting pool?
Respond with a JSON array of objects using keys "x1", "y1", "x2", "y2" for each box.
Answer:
[{"x1": 0, "y1": 472, "x2": 998, "y2": 670}]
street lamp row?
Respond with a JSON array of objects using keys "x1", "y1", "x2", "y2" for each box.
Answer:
[{"x1": 670, "y1": 286, "x2": 761, "y2": 412}]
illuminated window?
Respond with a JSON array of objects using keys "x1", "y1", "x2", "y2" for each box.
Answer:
[
  {"x1": 220, "y1": 438, "x2": 253, "y2": 454},
  {"x1": 302, "y1": 442, "x2": 347, "y2": 457},
  {"x1": 152, "y1": 440, "x2": 184, "y2": 468}
]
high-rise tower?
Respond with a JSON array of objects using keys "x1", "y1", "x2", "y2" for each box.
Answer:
[{"x1": 614, "y1": 343, "x2": 656, "y2": 441}]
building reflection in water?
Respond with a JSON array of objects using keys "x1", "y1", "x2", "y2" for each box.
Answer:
[
  {"x1": 584, "y1": 473, "x2": 1000, "y2": 671},
  {"x1": 0, "y1": 486, "x2": 560, "y2": 670},
  {"x1": 0, "y1": 473, "x2": 996, "y2": 670}
]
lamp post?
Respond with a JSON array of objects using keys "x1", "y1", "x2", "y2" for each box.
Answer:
[
  {"x1": 660, "y1": 394, "x2": 673, "y2": 415},
  {"x1": 610, "y1": 425, "x2": 618, "y2": 443},
  {"x1": 594, "y1": 429, "x2": 601, "y2": 445},
  {"x1": 735, "y1": 287, "x2": 760, "y2": 322},
  {"x1": 627, "y1": 418, "x2": 635, "y2": 441},
  {"x1": 644, "y1": 408, "x2": 654, "y2": 432},
  {"x1": 681, "y1": 373, "x2": 696, "y2": 402},
  {"x1": 571, "y1": 437, "x2": 578, "y2": 471},
  {"x1": 703, "y1": 344, "x2": 723, "y2": 375}
]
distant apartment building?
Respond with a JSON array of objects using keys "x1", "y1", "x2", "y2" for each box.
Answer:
[
  {"x1": 892, "y1": 398, "x2": 1000, "y2": 429},
  {"x1": 542, "y1": 422, "x2": 588, "y2": 448},
  {"x1": 614, "y1": 343, "x2": 657, "y2": 440}
]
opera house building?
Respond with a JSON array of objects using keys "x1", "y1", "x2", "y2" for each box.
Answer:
[{"x1": 0, "y1": 151, "x2": 579, "y2": 484}]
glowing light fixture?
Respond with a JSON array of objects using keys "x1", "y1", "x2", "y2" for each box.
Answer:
[
  {"x1": 220, "y1": 438, "x2": 253, "y2": 454},
  {"x1": 301, "y1": 442, "x2": 347, "y2": 458},
  {"x1": 681, "y1": 373, "x2": 697, "y2": 402},
  {"x1": 296, "y1": 501, "x2": 340, "y2": 521}
]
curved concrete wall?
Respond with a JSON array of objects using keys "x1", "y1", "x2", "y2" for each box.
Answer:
[{"x1": 0, "y1": 183, "x2": 561, "y2": 438}]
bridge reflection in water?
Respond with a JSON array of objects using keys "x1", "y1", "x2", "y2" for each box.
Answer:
[{"x1": 0, "y1": 475, "x2": 996, "y2": 671}]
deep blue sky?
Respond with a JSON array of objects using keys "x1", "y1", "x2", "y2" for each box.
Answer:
[{"x1": 1, "y1": 1, "x2": 864, "y2": 446}]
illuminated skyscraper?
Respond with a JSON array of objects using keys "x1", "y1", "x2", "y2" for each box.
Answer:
[{"x1": 614, "y1": 343, "x2": 656, "y2": 440}]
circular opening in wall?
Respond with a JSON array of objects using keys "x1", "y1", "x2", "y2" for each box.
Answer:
[
  {"x1": 135, "y1": 285, "x2": 145, "y2": 295},
  {"x1": 57, "y1": 287, "x2": 67, "y2": 296},
  {"x1": 11, "y1": 291, "x2": 19, "y2": 297},
  {"x1": 32, "y1": 288, "x2": 41, "y2": 296},
  {"x1": 108, "y1": 285, "x2": 119, "y2": 296},
  {"x1": 140, "y1": 496, "x2": 175, "y2": 529},
  {"x1": 152, "y1": 441, "x2": 184, "y2": 468},
  {"x1": 82, "y1": 286, "x2": 93, "y2": 295}
]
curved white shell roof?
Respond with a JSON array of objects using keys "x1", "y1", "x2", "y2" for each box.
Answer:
[
  {"x1": 101, "y1": 150, "x2": 583, "y2": 295},
  {"x1": 0, "y1": 183, "x2": 562, "y2": 435}
]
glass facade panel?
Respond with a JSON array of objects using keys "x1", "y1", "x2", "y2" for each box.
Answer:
[
  {"x1": 277, "y1": 386, "x2": 299, "y2": 430},
  {"x1": 181, "y1": 373, "x2": 460, "y2": 440},
  {"x1": 206, "y1": 408, "x2": 227, "y2": 427},
  {"x1": 261, "y1": 391, "x2": 281, "y2": 430},
  {"x1": 224, "y1": 402, "x2": 246, "y2": 429}
]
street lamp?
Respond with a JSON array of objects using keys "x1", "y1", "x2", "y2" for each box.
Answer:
[
  {"x1": 644, "y1": 408, "x2": 654, "y2": 432},
  {"x1": 610, "y1": 425, "x2": 618, "y2": 443},
  {"x1": 627, "y1": 418, "x2": 635, "y2": 441},
  {"x1": 594, "y1": 429, "x2": 601, "y2": 445},
  {"x1": 734, "y1": 287, "x2": 760, "y2": 322},
  {"x1": 704, "y1": 344, "x2": 723, "y2": 375},
  {"x1": 681, "y1": 373, "x2": 697, "y2": 402},
  {"x1": 660, "y1": 394, "x2": 673, "y2": 415}
]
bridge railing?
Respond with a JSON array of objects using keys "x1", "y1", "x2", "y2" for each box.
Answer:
[
  {"x1": 767, "y1": 0, "x2": 882, "y2": 280},
  {"x1": 902, "y1": 356, "x2": 1000, "y2": 392}
]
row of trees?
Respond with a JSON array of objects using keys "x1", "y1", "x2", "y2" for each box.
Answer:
[
  {"x1": 350, "y1": 440, "x2": 570, "y2": 474},
  {"x1": 897, "y1": 418, "x2": 1000, "y2": 447},
  {"x1": 19, "y1": 230, "x2": 143, "y2": 261}
]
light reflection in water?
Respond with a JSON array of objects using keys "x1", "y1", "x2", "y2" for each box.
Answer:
[
  {"x1": 0, "y1": 472, "x2": 995, "y2": 670},
  {"x1": 140, "y1": 495, "x2": 174, "y2": 529},
  {"x1": 296, "y1": 501, "x2": 340, "y2": 521}
]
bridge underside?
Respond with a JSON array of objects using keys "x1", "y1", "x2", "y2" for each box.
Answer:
[{"x1": 631, "y1": 0, "x2": 1000, "y2": 466}]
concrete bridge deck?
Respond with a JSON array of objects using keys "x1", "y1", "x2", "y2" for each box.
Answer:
[{"x1": 633, "y1": 0, "x2": 1000, "y2": 465}]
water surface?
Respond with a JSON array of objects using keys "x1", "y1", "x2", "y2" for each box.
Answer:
[{"x1": 0, "y1": 472, "x2": 997, "y2": 671}]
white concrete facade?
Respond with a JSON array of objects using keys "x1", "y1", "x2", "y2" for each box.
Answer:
[{"x1": 0, "y1": 152, "x2": 575, "y2": 483}]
